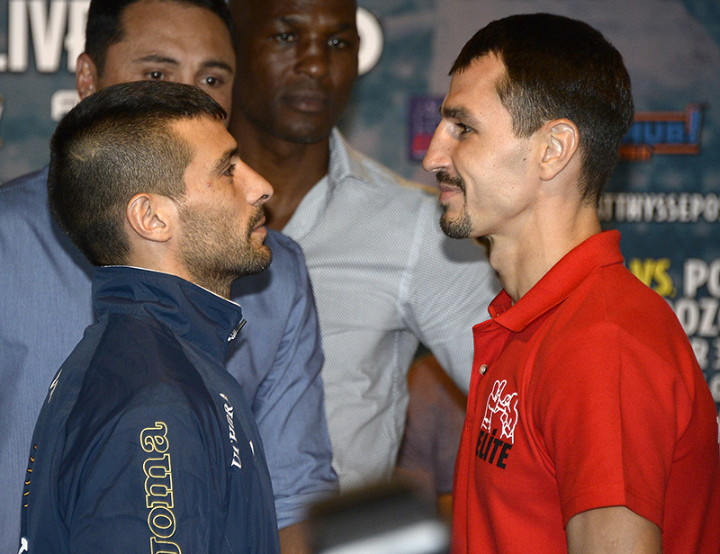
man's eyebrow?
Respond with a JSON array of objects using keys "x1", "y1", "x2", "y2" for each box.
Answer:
[
  {"x1": 440, "y1": 105, "x2": 481, "y2": 128},
  {"x1": 200, "y1": 60, "x2": 234, "y2": 74},
  {"x1": 132, "y1": 55, "x2": 233, "y2": 74},
  {"x1": 331, "y1": 22, "x2": 357, "y2": 33},
  {"x1": 213, "y1": 147, "x2": 239, "y2": 175},
  {"x1": 279, "y1": 15, "x2": 356, "y2": 33},
  {"x1": 132, "y1": 54, "x2": 179, "y2": 66},
  {"x1": 441, "y1": 105, "x2": 470, "y2": 121}
]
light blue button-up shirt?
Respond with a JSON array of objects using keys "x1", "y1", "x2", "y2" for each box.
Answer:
[{"x1": 283, "y1": 130, "x2": 500, "y2": 490}]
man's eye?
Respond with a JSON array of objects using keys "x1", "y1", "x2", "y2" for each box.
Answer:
[
  {"x1": 328, "y1": 37, "x2": 349, "y2": 49},
  {"x1": 273, "y1": 32, "x2": 296, "y2": 43},
  {"x1": 147, "y1": 70, "x2": 164, "y2": 80},
  {"x1": 456, "y1": 122, "x2": 473, "y2": 135},
  {"x1": 203, "y1": 76, "x2": 223, "y2": 87},
  {"x1": 224, "y1": 163, "x2": 236, "y2": 177}
]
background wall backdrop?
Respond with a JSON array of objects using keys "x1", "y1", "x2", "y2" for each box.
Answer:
[{"x1": 1, "y1": 0, "x2": 719, "y2": 409}]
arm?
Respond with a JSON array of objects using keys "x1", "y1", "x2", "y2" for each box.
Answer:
[
  {"x1": 279, "y1": 522, "x2": 311, "y2": 554},
  {"x1": 566, "y1": 506, "x2": 661, "y2": 553},
  {"x1": 259, "y1": 252, "x2": 337, "y2": 528},
  {"x1": 230, "y1": 233, "x2": 338, "y2": 532},
  {"x1": 402, "y1": 200, "x2": 499, "y2": 392},
  {"x1": 395, "y1": 355, "x2": 465, "y2": 524},
  {"x1": 536, "y1": 323, "x2": 681, "y2": 548}
]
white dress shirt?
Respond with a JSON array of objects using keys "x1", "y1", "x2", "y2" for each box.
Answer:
[{"x1": 283, "y1": 130, "x2": 500, "y2": 489}]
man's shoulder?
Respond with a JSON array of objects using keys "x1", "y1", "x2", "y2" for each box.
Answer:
[
  {"x1": 550, "y1": 262, "x2": 691, "y2": 358},
  {"x1": 332, "y1": 132, "x2": 437, "y2": 203},
  {"x1": 582, "y1": 262, "x2": 675, "y2": 315},
  {"x1": 0, "y1": 166, "x2": 88, "y2": 287},
  {"x1": 354, "y1": 152, "x2": 435, "y2": 198},
  {"x1": 77, "y1": 314, "x2": 209, "y2": 405},
  {"x1": 265, "y1": 227, "x2": 305, "y2": 262},
  {"x1": 0, "y1": 167, "x2": 49, "y2": 211},
  {"x1": 328, "y1": 134, "x2": 494, "y2": 273},
  {"x1": 0, "y1": 167, "x2": 57, "y2": 251},
  {"x1": 232, "y1": 228, "x2": 311, "y2": 303}
]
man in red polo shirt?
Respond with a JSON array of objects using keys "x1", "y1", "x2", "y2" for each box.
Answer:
[{"x1": 423, "y1": 12, "x2": 720, "y2": 553}]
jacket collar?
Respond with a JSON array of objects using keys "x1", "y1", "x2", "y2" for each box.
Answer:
[{"x1": 92, "y1": 266, "x2": 245, "y2": 364}]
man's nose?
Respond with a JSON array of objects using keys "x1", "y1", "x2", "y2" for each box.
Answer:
[
  {"x1": 295, "y1": 39, "x2": 330, "y2": 79},
  {"x1": 422, "y1": 123, "x2": 452, "y2": 174},
  {"x1": 240, "y1": 166, "x2": 274, "y2": 206}
]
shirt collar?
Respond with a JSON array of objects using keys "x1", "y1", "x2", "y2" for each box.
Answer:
[
  {"x1": 92, "y1": 266, "x2": 246, "y2": 364},
  {"x1": 328, "y1": 128, "x2": 375, "y2": 190},
  {"x1": 283, "y1": 129, "x2": 371, "y2": 238},
  {"x1": 489, "y1": 230, "x2": 624, "y2": 332}
]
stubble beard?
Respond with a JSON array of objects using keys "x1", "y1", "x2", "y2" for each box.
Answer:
[
  {"x1": 440, "y1": 206, "x2": 473, "y2": 239},
  {"x1": 436, "y1": 169, "x2": 473, "y2": 239},
  {"x1": 179, "y1": 205, "x2": 272, "y2": 296}
]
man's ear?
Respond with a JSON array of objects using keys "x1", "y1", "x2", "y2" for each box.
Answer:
[
  {"x1": 538, "y1": 119, "x2": 579, "y2": 181},
  {"x1": 125, "y1": 193, "x2": 176, "y2": 243},
  {"x1": 76, "y1": 52, "x2": 100, "y2": 99}
]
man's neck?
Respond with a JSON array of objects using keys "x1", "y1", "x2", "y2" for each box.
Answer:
[
  {"x1": 487, "y1": 204, "x2": 601, "y2": 303},
  {"x1": 230, "y1": 115, "x2": 332, "y2": 231}
]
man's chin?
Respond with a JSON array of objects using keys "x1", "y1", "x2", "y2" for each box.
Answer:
[
  {"x1": 249, "y1": 246, "x2": 273, "y2": 275},
  {"x1": 273, "y1": 115, "x2": 335, "y2": 145},
  {"x1": 440, "y1": 214, "x2": 472, "y2": 240},
  {"x1": 229, "y1": 246, "x2": 273, "y2": 281}
]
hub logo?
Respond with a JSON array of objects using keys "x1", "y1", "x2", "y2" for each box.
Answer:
[{"x1": 621, "y1": 104, "x2": 704, "y2": 161}]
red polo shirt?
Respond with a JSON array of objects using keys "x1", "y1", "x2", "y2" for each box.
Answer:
[{"x1": 452, "y1": 231, "x2": 720, "y2": 553}]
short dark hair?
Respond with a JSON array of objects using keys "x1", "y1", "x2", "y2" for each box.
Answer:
[
  {"x1": 451, "y1": 13, "x2": 634, "y2": 203},
  {"x1": 85, "y1": 0, "x2": 235, "y2": 76},
  {"x1": 49, "y1": 80, "x2": 226, "y2": 266}
]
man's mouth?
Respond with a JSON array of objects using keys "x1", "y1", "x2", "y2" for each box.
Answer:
[
  {"x1": 284, "y1": 90, "x2": 329, "y2": 113},
  {"x1": 249, "y1": 209, "x2": 266, "y2": 233},
  {"x1": 435, "y1": 170, "x2": 465, "y2": 193}
]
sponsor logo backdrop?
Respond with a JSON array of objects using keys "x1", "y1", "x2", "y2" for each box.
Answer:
[{"x1": 1, "y1": 0, "x2": 718, "y2": 408}]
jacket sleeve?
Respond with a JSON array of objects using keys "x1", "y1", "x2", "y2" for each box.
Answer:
[{"x1": 63, "y1": 388, "x2": 226, "y2": 552}]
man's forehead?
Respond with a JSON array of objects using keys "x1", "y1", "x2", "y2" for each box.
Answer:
[
  {"x1": 440, "y1": 57, "x2": 508, "y2": 125},
  {"x1": 118, "y1": 0, "x2": 229, "y2": 38},
  {"x1": 238, "y1": 0, "x2": 357, "y2": 25},
  {"x1": 449, "y1": 55, "x2": 504, "y2": 96},
  {"x1": 172, "y1": 116, "x2": 229, "y2": 142}
]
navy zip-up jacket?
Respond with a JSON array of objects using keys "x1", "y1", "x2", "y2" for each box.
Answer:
[{"x1": 19, "y1": 266, "x2": 279, "y2": 553}]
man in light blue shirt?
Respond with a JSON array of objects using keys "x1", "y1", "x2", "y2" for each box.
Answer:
[
  {"x1": 229, "y1": 0, "x2": 500, "y2": 498},
  {"x1": 0, "y1": 1, "x2": 336, "y2": 551}
]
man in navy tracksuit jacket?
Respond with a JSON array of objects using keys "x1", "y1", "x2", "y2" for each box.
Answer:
[
  {"x1": 18, "y1": 81, "x2": 280, "y2": 552},
  {"x1": 21, "y1": 268, "x2": 278, "y2": 552}
]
